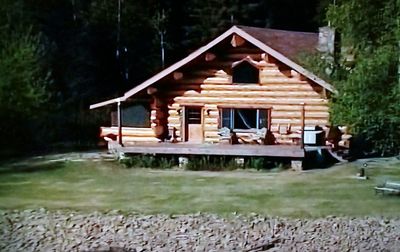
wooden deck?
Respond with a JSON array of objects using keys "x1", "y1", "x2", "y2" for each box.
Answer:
[{"x1": 113, "y1": 142, "x2": 305, "y2": 158}]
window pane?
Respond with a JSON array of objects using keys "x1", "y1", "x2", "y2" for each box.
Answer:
[
  {"x1": 259, "y1": 110, "x2": 268, "y2": 129},
  {"x1": 234, "y1": 109, "x2": 257, "y2": 129},
  {"x1": 221, "y1": 109, "x2": 231, "y2": 128},
  {"x1": 114, "y1": 104, "x2": 150, "y2": 127},
  {"x1": 187, "y1": 108, "x2": 201, "y2": 124}
]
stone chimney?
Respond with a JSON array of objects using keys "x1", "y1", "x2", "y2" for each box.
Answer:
[{"x1": 317, "y1": 26, "x2": 336, "y2": 75}]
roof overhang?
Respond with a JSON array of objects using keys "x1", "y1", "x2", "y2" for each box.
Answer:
[
  {"x1": 90, "y1": 26, "x2": 335, "y2": 109},
  {"x1": 89, "y1": 97, "x2": 124, "y2": 109}
]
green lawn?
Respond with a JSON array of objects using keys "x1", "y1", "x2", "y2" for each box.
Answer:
[{"x1": 0, "y1": 154, "x2": 399, "y2": 217}]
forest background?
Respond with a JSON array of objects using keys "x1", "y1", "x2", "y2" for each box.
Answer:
[{"x1": 0, "y1": 0, "x2": 399, "y2": 156}]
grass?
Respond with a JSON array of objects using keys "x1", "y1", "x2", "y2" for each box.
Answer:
[{"x1": 0, "y1": 154, "x2": 399, "y2": 217}]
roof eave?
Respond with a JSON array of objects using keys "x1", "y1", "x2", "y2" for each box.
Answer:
[
  {"x1": 89, "y1": 97, "x2": 124, "y2": 110},
  {"x1": 233, "y1": 28, "x2": 335, "y2": 93}
]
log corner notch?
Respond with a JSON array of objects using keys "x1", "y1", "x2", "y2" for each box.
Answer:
[
  {"x1": 205, "y1": 52, "x2": 216, "y2": 62},
  {"x1": 173, "y1": 71, "x2": 183, "y2": 80},
  {"x1": 231, "y1": 34, "x2": 245, "y2": 47},
  {"x1": 147, "y1": 87, "x2": 158, "y2": 95}
]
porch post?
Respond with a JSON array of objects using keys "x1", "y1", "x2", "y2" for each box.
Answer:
[
  {"x1": 117, "y1": 99, "x2": 123, "y2": 146},
  {"x1": 300, "y1": 103, "x2": 305, "y2": 149}
]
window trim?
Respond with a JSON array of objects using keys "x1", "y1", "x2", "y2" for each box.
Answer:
[{"x1": 219, "y1": 108, "x2": 270, "y2": 131}]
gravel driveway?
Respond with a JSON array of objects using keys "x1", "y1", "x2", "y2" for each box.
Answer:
[{"x1": 1, "y1": 209, "x2": 399, "y2": 251}]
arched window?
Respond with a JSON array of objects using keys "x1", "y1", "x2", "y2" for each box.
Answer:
[{"x1": 232, "y1": 61, "x2": 259, "y2": 84}]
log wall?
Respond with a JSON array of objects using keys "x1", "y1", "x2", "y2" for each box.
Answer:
[
  {"x1": 108, "y1": 43, "x2": 330, "y2": 146},
  {"x1": 163, "y1": 46, "x2": 329, "y2": 145}
]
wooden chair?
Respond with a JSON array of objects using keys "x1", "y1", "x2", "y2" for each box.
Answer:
[
  {"x1": 278, "y1": 123, "x2": 291, "y2": 135},
  {"x1": 167, "y1": 126, "x2": 178, "y2": 143}
]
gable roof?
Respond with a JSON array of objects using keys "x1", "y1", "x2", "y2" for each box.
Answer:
[
  {"x1": 237, "y1": 26, "x2": 318, "y2": 61},
  {"x1": 90, "y1": 26, "x2": 334, "y2": 109}
]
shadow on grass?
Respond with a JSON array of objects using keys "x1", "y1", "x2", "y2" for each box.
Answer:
[{"x1": 0, "y1": 161, "x2": 66, "y2": 175}]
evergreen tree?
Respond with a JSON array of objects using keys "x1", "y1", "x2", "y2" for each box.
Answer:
[
  {"x1": 0, "y1": 0, "x2": 52, "y2": 151},
  {"x1": 326, "y1": 0, "x2": 400, "y2": 155}
]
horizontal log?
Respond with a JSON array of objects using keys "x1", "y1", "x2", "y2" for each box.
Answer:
[
  {"x1": 204, "y1": 118, "x2": 218, "y2": 124},
  {"x1": 204, "y1": 125, "x2": 219, "y2": 131},
  {"x1": 271, "y1": 111, "x2": 329, "y2": 118},
  {"x1": 198, "y1": 90, "x2": 322, "y2": 98},
  {"x1": 204, "y1": 131, "x2": 220, "y2": 137},
  {"x1": 122, "y1": 136, "x2": 160, "y2": 143},
  {"x1": 259, "y1": 77, "x2": 309, "y2": 84},
  {"x1": 100, "y1": 127, "x2": 156, "y2": 138},
  {"x1": 270, "y1": 125, "x2": 302, "y2": 132},
  {"x1": 271, "y1": 118, "x2": 329, "y2": 125},
  {"x1": 167, "y1": 123, "x2": 181, "y2": 128},
  {"x1": 275, "y1": 139, "x2": 297, "y2": 145},
  {"x1": 204, "y1": 138, "x2": 219, "y2": 143},
  {"x1": 259, "y1": 73, "x2": 292, "y2": 79},
  {"x1": 168, "y1": 103, "x2": 181, "y2": 109},
  {"x1": 168, "y1": 110, "x2": 180, "y2": 116},
  {"x1": 203, "y1": 126, "x2": 218, "y2": 132},
  {"x1": 174, "y1": 96, "x2": 328, "y2": 105},
  {"x1": 201, "y1": 84, "x2": 315, "y2": 91},
  {"x1": 168, "y1": 118, "x2": 181, "y2": 124},
  {"x1": 272, "y1": 105, "x2": 329, "y2": 111},
  {"x1": 203, "y1": 77, "x2": 231, "y2": 84}
]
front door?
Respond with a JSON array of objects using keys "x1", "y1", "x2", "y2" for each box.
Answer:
[{"x1": 183, "y1": 107, "x2": 203, "y2": 143}]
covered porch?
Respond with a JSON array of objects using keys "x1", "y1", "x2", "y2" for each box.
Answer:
[{"x1": 109, "y1": 141, "x2": 305, "y2": 158}]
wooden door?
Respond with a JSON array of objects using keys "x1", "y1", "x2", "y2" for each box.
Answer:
[{"x1": 184, "y1": 107, "x2": 203, "y2": 143}]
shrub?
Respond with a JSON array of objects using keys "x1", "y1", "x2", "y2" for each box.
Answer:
[{"x1": 120, "y1": 155, "x2": 176, "y2": 169}]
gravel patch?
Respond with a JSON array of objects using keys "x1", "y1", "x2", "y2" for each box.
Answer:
[{"x1": 1, "y1": 209, "x2": 399, "y2": 251}]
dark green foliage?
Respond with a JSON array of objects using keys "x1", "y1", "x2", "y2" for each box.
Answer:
[
  {"x1": 185, "y1": 156, "x2": 287, "y2": 171},
  {"x1": 246, "y1": 158, "x2": 289, "y2": 171},
  {"x1": 186, "y1": 156, "x2": 240, "y2": 171},
  {"x1": 120, "y1": 155, "x2": 176, "y2": 169},
  {"x1": 0, "y1": 1, "x2": 52, "y2": 151},
  {"x1": 301, "y1": 0, "x2": 400, "y2": 155},
  {"x1": 0, "y1": 0, "x2": 328, "y2": 155}
]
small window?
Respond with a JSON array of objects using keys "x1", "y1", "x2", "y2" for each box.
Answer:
[
  {"x1": 232, "y1": 61, "x2": 259, "y2": 84},
  {"x1": 186, "y1": 107, "x2": 201, "y2": 124},
  {"x1": 220, "y1": 108, "x2": 268, "y2": 130},
  {"x1": 111, "y1": 103, "x2": 150, "y2": 127}
]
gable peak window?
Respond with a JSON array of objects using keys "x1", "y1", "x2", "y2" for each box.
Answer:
[{"x1": 232, "y1": 59, "x2": 259, "y2": 84}]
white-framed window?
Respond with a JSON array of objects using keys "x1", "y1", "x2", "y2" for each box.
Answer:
[{"x1": 220, "y1": 108, "x2": 268, "y2": 130}]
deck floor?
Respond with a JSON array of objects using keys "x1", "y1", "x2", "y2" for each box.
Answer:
[{"x1": 115, "y1": 142, "x2": 305, "y2": 158}]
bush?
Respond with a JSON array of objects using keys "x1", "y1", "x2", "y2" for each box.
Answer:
[
  {"x1": 120, "y1": 155, "x2": 176, "y2": 169},
  {"x1": 186, "y1": 156, "x2": 240, "y2": 171}
]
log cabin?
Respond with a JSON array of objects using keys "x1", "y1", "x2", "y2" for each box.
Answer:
[{"x1": 90, "y1": 26, "x2": 335, "y2": 159}]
